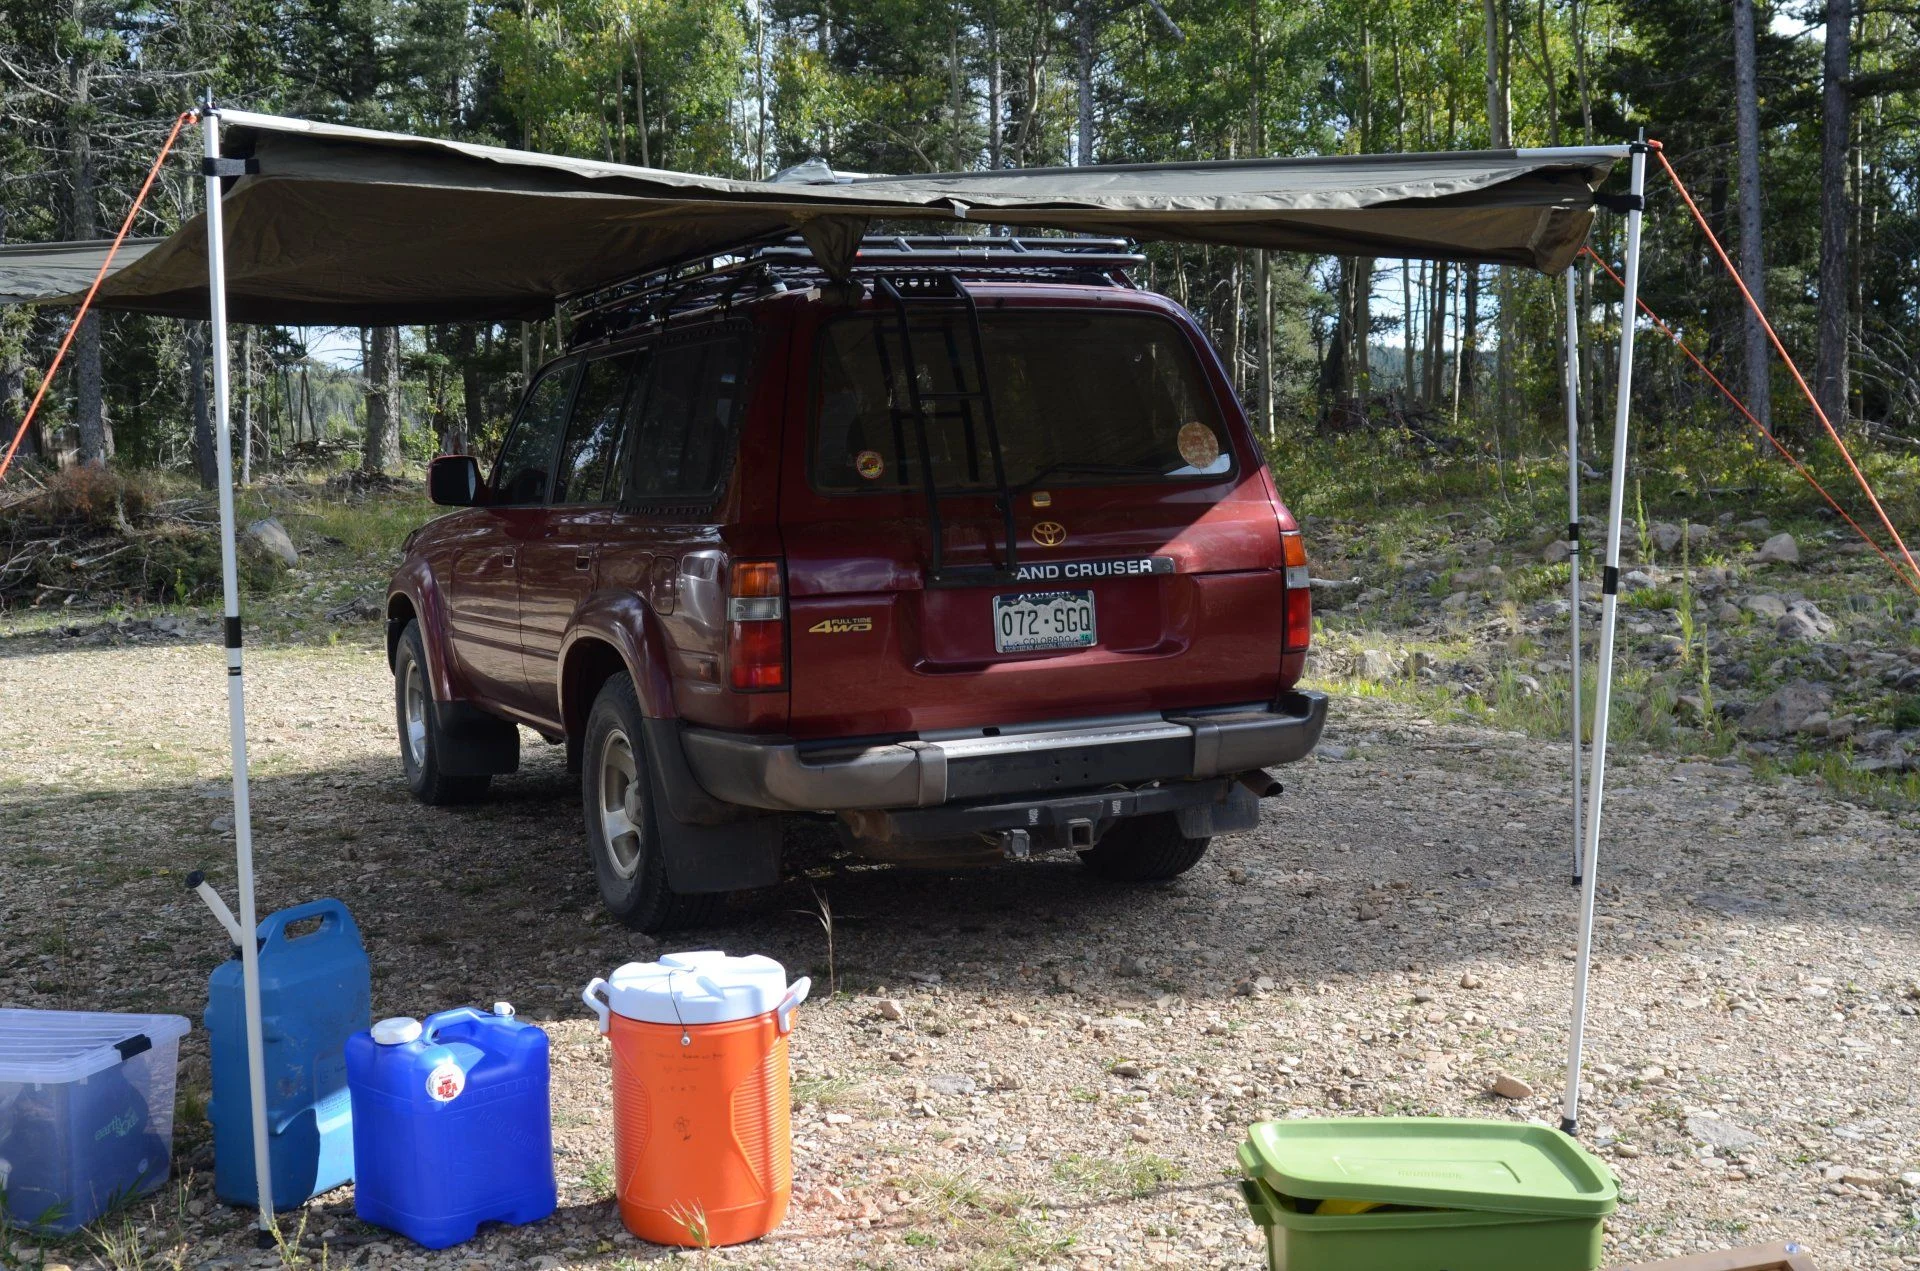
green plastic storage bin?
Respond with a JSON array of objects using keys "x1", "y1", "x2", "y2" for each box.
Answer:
[{"x1": 1236, "y1": 1118, "x2": 1618, "y2": 1271}]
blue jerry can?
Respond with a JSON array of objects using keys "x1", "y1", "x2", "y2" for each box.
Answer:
[
  {"x1": 205, "y1": 899, "x2": 369, "y2": 1210},
  {"x1": 345, "y1": 1004, "x2": 557, "y2": 1249}
]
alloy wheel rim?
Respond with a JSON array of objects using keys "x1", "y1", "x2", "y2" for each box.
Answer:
[
  {"x1": 403, "y1": 660, "x2": 428, "y2": 769},
  {"x1": 598, "y1": 729, "x2": 644, "y2": 879}
]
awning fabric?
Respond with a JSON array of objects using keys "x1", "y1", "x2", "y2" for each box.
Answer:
[{"x1": 0, "y1": 110, "x2": 1623, "y2": 325}]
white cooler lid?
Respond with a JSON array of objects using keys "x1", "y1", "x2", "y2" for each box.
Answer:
[
  {"x1": 0, "y1": 1008, "x2": 191, "y2": 1084},
  {"x1": 602, "y1": 951, "x2": 791, "y2": 1026}
]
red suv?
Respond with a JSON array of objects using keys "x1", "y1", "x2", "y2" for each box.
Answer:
[{"x1": 387, "y1": 237, "x2": 1324, "y2": 931}]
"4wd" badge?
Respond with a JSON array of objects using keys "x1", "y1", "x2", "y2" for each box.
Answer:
[{"x1": 807, "y1": 616, "x2": 873, "y2": 635}]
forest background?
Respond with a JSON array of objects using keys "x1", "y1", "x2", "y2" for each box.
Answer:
[{"x1": 1, "y1": 0, "x2": 1917, "y2": 493}]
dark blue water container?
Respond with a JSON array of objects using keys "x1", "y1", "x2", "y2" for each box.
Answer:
[
  {"x1": 345, "y1": 1005, "x2": 557, "y2": 1249},
  {"x1": 205, "y1": 899, "x2": 369, "y2": 1210}
]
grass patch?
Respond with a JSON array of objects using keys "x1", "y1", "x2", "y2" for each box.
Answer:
[
  {"x1": 580, "y1": 1155, "x2": 615, "y2": 1200},
  {"x1": 1759, "y1": 749, "x2": 1920, "y2": 812},
  {"x1": 896, "y1": 1168, "x2": 1069, "y2": 1266},
  {"x1": 1051, "y1": 1151, "x2": 1185, "y2": 1198},
  {"x1": 262, "y1": 484, "x2": 437, "y2": 558},
  {"x1": 791, "y1": 1074, "x2": 869, "y2": 1110}
]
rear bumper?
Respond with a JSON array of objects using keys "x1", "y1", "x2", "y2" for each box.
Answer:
[{"x1": 679, "y1": 690, "x2": 1327, "y2": 813}]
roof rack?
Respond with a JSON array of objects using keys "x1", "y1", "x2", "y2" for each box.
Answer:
[{"x1": 563, "y1": 234, "x2": 1144, "y2": 349}]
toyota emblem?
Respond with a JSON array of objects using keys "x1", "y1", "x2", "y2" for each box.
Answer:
[{"x1": 1031, "y1": 520, "x2": 1067, "y2": 547}]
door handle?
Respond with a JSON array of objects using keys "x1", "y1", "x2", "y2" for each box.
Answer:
[
  {"x1": 501, "y1": 552, "x2": 515, "y2": 568},
  {"x1": 574, "y1": 552, "x2": 593, "y2": 571}
]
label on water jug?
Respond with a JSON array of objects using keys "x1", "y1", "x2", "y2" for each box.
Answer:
[{"x1": 426, "y1": 1059, "x2": 466, "y2": 1102}]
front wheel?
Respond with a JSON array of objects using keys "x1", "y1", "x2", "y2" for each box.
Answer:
[
  {"x1": 581, "y1": 674, "x2": 719, "y2": 933},
  {"x1": 1076, "y1": 813, "x2": 1210, "y2": 881},
  {"x1": 394, "y1": 620, "x2": 491, "y2": 805}
]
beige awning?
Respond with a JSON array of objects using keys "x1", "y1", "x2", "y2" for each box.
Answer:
[{"x1": 0, "y1": 110, "x2": 1625, "y2": 324}]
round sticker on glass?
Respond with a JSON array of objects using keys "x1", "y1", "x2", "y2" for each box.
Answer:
[
  {"x1": 426, "y1": 1059, "x2": 466, "y2": 1103},
  {"x1": 1177, "y1": 422, "x2": 1222, "y2": 470},
  {"x1": 854, "y1": 450, "x2": 886, "y2": 481}
]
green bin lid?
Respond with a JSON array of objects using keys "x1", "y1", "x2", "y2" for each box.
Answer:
[{"x1": 1240, "y1": 1118, "x2": 1618, "y2": 1219}]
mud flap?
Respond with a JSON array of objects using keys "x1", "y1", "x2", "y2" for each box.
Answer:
[
  {"x1": 641, "y1": 718, "x2": 783, "y2": 894},
  {"x1": 1175, "y1": 782, "x2": 1262, "y2": 838},
  {"x1": 435, "y1": 701, "x2": 521, "y2": 776}
]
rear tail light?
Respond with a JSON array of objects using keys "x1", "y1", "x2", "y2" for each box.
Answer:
[
  {"x1": 1281, "y1": 531, "x2": 1312, "y2": 653},
  {"x1": 727, "y1": 560, "x2": 787, "y2": 691}
]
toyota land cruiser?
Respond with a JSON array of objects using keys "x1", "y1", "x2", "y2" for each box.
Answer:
[{"x1": 387, "y1": 236, "x2": 1324, "y2": 931}]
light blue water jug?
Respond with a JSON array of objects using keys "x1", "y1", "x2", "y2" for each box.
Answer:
[
  {"x1": 345, "y1": 1004, "x2": 557, "y2": 1248},
  {"x1": 205, "y1": 898, "x2": 369, "y2": 1210}
]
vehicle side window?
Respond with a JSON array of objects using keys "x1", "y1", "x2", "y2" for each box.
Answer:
[
  {"x1": 553, "y1": 351, "x2": 640, "y2": 504},
  {"x1": 604, "y1": 354, "x2": 652, "y2": 504},
  {"x1": 491, "y1": 362, "x2": 578, "y2": 505},
  {"x1": 627, "y1": 334, "x2": 749, "y2": 503}
]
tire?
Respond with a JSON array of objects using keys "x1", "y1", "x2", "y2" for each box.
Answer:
[
  {"x1": 394, "y1": 620, "x2": 492, "y2": 805},
  {"x1": 1077, "y1": 813, "x2": 1211, "y2": 882},
  {"x1": 581, "y1": 673, "x2": 720, "y2": 933}
]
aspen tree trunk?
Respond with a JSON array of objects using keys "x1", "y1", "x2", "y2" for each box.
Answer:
[
  {"x1": 362, "y1": 327, "x2": 402, "y2": 475},
  {"x1": 189, "y1": 324, "x2": 216, "y2": 489},
  {"x1": 1250, "y1": 0, "x2": 1271, "y2": 434},
  {"x1": 614, "y1": 61, "x2": 626, "y2": 163},
  {"x1": 632, "y1": 35, "x2": 650, "y2": 167},
  {"x1": 240, "y1": 326, "x2": 254, "y2": 485},
  {"x1": 1572, "y1": 0, "x2": 1597, "y2": 442},
  {"x1": 1483, "y1": 0, "x2": 1513, "y2": 448},
  {"x1": 1816, "y1": 0, "x2": 1851, "y2": 425},
  {"x1": 1425, "y1": 260, "x2": 1448, "y2": 404},
  {"x1": 1353, "y1": 10, "x2": 1374, "y2": 406},
  {"x1": 949, "y1": 21, "x2": 964, "y2": 171},
  {"x1": 1076, "y1": 1, "x2": 1094, "y2": 166},
  {"x1": 1229, "y1": 249, "x2": 1244, "y2": 399},
  {"x1": 67, "y1": 0, "x2": 109, "y2": 467},
  {"x1": 988, "y1": 0, "x2": 1002, "y2": 169},
  {"x1": 460, "y1": 325, "x2": 482, "y2": 455},
  {"x1": 1393, "y1": 38, "x2": 1412, "y2": 404},
  {"x1": 756, "y1": 2, "x2": 768, "y2": 177},
  {"x1": 1731, "y1": 0, "x2": 1772, "y2": 431},
  {"x1": 1462, "y1": 265, "x2": 1478, "y2": 404}
]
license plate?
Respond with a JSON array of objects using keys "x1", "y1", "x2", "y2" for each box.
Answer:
[{"x1": 993, "y1": 590, "x2": 1096, "y2": 654}]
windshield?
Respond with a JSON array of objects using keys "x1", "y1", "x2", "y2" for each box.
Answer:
[{"x1": 811, "y1": 310, "x2": 1234, "y2": 493}]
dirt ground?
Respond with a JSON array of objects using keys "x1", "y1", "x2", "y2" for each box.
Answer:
[{"x1": 3, "y1": 630, "x2": 1919, "y2": 1270}]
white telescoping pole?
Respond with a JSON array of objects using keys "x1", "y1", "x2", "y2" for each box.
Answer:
[
  {"x1": 1562, "y1": 267, "x2": 1586, "y2": 887},
  {"x1": 201, "y1": 103, "x2": 276, "y2": 1229},
  {"x1": 1561, "y1": 142, "x2": 1647, "y2": 1137}
]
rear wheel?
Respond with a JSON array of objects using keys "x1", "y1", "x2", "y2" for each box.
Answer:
[
  {"x1": 1076, "y1": 813, "x2": 1210, "y2": 881},
  {"x1": 582, "y1": 674, "x2": 720, "y2": 932},
  {"x1": 394, "y1": 621, "x2": 491, "y2": 805}
]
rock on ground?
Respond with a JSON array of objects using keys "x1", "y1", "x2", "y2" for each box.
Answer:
[
  {"x1": 1741, "y1": 678, "x2": 1833, "y2": 737},
  {"x1": 1753, "y1": 531, "x2": 1800, "y2": 565},
  {"x1": 245, "y1": 516, "x2": 300, "y2": 566}
]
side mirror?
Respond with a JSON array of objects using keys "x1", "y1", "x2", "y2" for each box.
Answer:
[{"x1": 428, "y1": 455, "x2": 482, "y2": 507}]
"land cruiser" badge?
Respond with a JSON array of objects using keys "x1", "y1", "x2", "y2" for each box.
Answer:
[{"x1": 1012, "y1": 556, "x2": 1174, "y2": 582}]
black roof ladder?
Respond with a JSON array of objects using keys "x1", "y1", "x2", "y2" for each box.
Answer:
[{"x1": 874, "y1": 273, "x2": 1020, "y2": 587}]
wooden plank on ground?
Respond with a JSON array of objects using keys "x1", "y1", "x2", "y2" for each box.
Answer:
[{"x1": 1611, "y1": 1242, "x2": 1816, "y2": 1271}]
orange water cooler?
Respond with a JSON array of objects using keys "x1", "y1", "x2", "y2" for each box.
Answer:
[{"x1": 582, "y1": 952, "x2": 810, "y2": 1247}]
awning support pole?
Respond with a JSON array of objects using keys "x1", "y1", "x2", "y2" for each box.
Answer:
[
  {"x1": 1561, "y1": 142, "x2": 1647, "y2": 1138},
  {"x1": 201, "y1": 101, "x2": 276, "y2": 1230},
  {"x1": 1562, "y1": 266, "x2": 1585, "y2": 887}
]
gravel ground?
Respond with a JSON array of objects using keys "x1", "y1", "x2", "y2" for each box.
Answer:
[{"x1": 2, "y1": 631, "x2": 1919, "y2": 1270}]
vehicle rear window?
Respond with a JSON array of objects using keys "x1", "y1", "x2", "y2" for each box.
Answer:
[
  {"x1": 811, "y1": 311, "x2": 1232, "y2": 493},
  {"x1": 627, "y1": 334, "x2": 749, "y2": 503}
]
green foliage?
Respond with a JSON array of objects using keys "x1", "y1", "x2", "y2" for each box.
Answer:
[{"x1": 4, "y1": 0, "x2": 1920, "y2": 495}]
